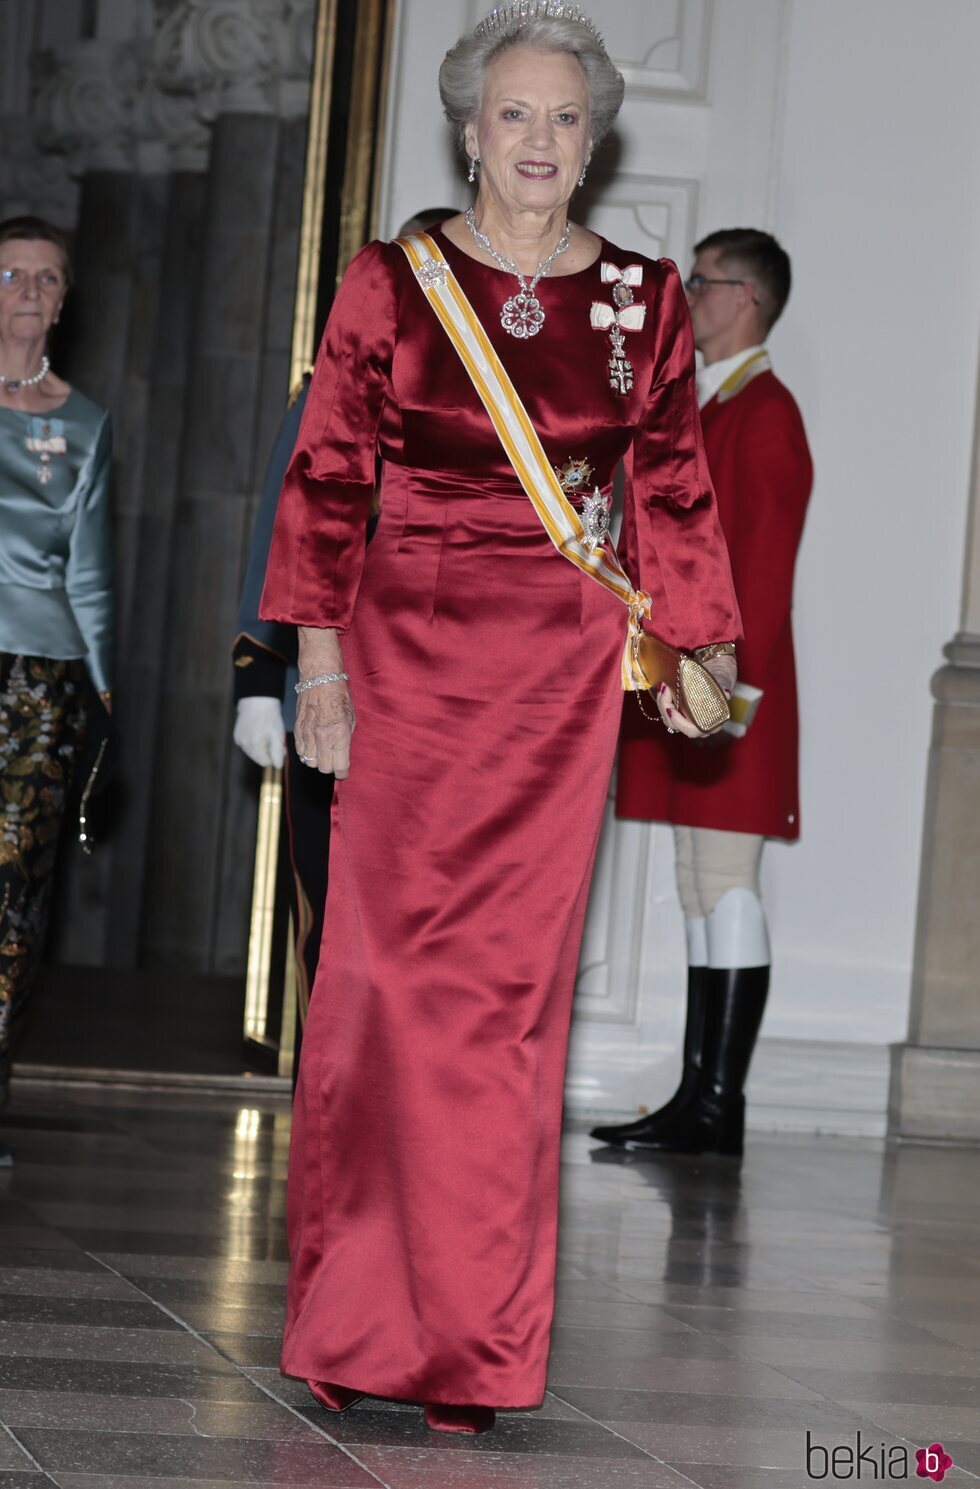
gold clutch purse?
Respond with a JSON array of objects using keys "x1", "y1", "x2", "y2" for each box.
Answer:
[{"x1": 634, "y1": 632, "x2": 732, "y2": 733}]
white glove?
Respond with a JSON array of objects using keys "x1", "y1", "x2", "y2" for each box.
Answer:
[{"x1": 234, "y1": 696, "x2": 286, "y2": 769}]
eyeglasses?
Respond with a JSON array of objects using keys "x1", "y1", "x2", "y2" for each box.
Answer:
[
  {"x1": 0, "y1": 268, "x2": 64, "y2": 293},
  {"x1": 684, "y1": 274, "x2": 752, "y2": 294}
]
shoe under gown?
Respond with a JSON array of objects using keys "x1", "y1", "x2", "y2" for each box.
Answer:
[{"x1": 260, "y1": 226, "x2": 739, "y2": 1407}]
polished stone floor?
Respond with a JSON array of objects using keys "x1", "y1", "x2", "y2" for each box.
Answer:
[{"x1": 1, "y1": 1086, "x2": 978, "y2": 1489}]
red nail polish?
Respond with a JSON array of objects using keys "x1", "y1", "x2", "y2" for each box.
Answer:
[
  {"x1": 658, "y1": 683, "x2": 666, "y2": 696},
  {"x1": 666, "y1": 707, "x2": 673, "y2": 717}
]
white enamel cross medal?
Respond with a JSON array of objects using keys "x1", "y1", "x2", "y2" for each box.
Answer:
[
  {"x1": 591, "y1": 263, "x2": 646, "y2": 396},
  {"x1": 608, "y1": 325, "x2": 633, "y2": 395}
]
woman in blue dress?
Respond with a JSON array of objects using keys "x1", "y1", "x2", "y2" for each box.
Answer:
[{"x1": 0, "y1": 217, "x2": 114, "y2": 1159}]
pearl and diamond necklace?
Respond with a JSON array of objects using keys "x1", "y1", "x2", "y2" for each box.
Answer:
[
  {"x1": 464, "y1": 207, "x2": 570, "y2": 339},
  {"x1": 0, "y1": 355, "x2": 50, "y2": 393}
]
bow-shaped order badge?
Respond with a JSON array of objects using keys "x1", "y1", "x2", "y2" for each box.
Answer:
[{"x1": 591, "y1": 263, "x2": 646, "y2": 394}]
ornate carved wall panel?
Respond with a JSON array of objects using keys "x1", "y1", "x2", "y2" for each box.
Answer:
[
  {"x1": 155, "y1": 0, "x2": 315, "y2": 120},
  {"x1": 0, "y1": 119, "x2": 77, "y2": 224}
]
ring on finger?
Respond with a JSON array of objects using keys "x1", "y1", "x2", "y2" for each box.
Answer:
[{"x1": 300, "y1": 754, "x2": 317, "y2": 764}]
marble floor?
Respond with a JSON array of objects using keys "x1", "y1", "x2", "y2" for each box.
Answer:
[{"x1": 1, "y1": 1086, "x2": 978, "y2": 1489}]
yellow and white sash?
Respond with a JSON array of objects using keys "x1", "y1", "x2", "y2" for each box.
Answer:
[{"x1": 396, "y1": 231, "x2": 652, "y2": 690}]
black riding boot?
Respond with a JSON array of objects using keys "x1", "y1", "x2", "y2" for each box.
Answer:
[
  {"x1": 691, "y1": 966, "x2": 769, "y2": 1155},
  {"x1": 590, "y1": 968, "x2": 710, "y2": 1146},
  {"x1": 593, "y1": 967, "x2": 769, "y2": 1156}
]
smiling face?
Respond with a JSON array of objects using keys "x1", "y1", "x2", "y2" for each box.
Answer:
[
  {"x1": 466, "y1": 45, "x2": 591, "y2": 217},
  {"x1": 0, "y1": 238, "x2": 67, "y2": 349}
]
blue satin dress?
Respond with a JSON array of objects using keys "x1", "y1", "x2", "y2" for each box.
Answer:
[
  {"x1": 0, "y1": 388, "x2": 113, "y2": 690},
  {"x1": 0, "y1": 387, "x2": 113, "y2": 1102}
]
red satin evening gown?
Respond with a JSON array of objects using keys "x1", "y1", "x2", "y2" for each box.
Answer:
[{"x1": 260, "y1": 225, "x2": 739, "y2": 1408}]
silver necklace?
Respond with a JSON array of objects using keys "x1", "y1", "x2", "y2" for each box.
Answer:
[
  {"x1": 464, "y1": 207, "x2": 570, "y2": 338},
  {"x1": 0, "y1": 355, "x2": 50, "y2": 393}
]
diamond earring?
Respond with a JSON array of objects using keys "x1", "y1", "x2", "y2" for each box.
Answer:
[
  {"x1": 468, "y1": 156, "x2": 479, "y2": 183},
  {"x1": 578, "y1": 166, "x2": 587, "y2": 188}
]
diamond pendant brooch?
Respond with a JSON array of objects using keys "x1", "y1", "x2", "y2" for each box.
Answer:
[
  {"x1": 464, "y1": 207, "x2": 570, "y2": 339},
  {"x1": 501, "y1": 290, "x2": 545, "y2": 339}
]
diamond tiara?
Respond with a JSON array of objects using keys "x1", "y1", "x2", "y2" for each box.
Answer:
[{"x1": 474, "y1": 3, "x2": 606, "y2": 52}]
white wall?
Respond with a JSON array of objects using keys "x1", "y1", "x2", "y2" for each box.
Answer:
[
  {"x1": 762, "y1": 0, "x2": 980, "y2": 1051},
  {"x1": 377, "y1": 0, "x2": 472, "y2": 237}
]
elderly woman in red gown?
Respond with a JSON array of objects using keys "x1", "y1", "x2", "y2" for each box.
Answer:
[{"x1": 260, "y1": 3, "x2": 739, "y2": 1435}]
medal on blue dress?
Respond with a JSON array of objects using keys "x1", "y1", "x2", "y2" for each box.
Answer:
[{"x1": 25, "y1": 419, "x2": 66, "y2": 486}]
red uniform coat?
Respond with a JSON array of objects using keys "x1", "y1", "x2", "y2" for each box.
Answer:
[{"x1": 617, "y1": 360, "x2": 813, "y2": 840}]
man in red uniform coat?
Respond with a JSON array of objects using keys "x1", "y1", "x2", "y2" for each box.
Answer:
[{"x1": 593, "y1": 228, "x2": 813, "y2": 1156}]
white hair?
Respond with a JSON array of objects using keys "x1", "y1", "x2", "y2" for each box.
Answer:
[{"x1": 439, "y1": 17, "x2": 624, "y2": 156}]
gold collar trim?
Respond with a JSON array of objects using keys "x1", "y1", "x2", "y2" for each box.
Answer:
[{"x1": 717, "y1": 348, "x2": 772, "y2": 404}]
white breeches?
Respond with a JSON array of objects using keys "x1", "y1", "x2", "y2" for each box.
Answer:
[{"x1": 673, "y1": 827, "x2": 770, "y2": 968}]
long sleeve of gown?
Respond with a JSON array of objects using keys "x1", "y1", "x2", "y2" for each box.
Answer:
[
  {"x1": 259, "y1": 242, "x2": 396, "y2": 631},
  {"x1": 619, "y1": 263, "x2": 741, "y2": 651},
  {"x1": 65, "y1": 411, "x2": 114, "y2": 694}
]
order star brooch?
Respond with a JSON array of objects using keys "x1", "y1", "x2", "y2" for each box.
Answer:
[
  {"x1": 554, "y1": 456, "x2": 593, "y2": 495},
  {"x1": 591, "y1": 263, "x2": 646, "y2": 394},
  {"x1": 414, "y1": 259, "x2": 447, "y2": 289},
  {"x1": 554, "y1": 457, "x2": 608, "y2": 551},
  {"x1": 581, "y1": 487, "x2": 611, "y2": 550}
]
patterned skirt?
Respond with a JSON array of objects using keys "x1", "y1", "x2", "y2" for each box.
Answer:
[{"x1": 0, "y1": 653, "x2": 86, "y2": 1104}]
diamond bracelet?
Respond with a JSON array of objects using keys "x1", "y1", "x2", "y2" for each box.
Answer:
[
  {"x1": 693, "y1": 642, "x2": 736, "y2": 664},
  {"x1": 294, "y1": 672, "x2": 349, "y2": 694}
]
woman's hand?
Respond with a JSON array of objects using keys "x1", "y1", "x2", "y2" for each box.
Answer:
[
  {"x1": 295, "y1": 682, "x2": 354, "y2": 778},
  {"x1": 702, "y1": 652, "x2": 737, "y2": 698},
  {"x1": 654, "y1": 681, "x2": 703, "y2": 739},
  {"x1": 295, "y1": 626, "x2": 354, "y2": 778}
]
